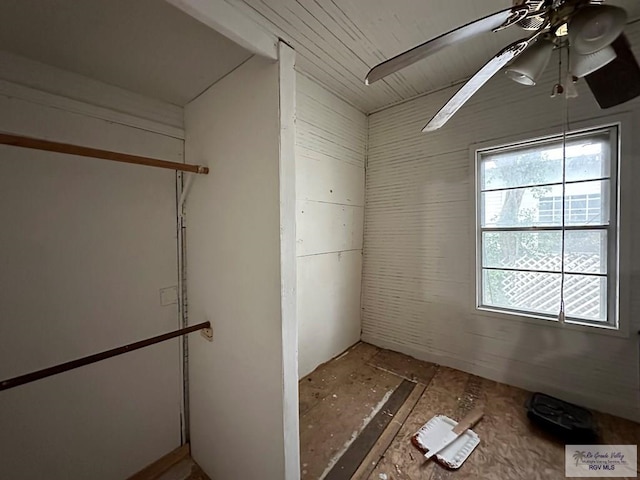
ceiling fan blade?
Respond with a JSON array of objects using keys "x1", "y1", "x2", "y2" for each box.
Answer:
[
  {"x1": 423, "y1": 39, "x2": 531, "y2": 132},
  {"x1": 365, "y1": 5, "x2": 530, "y2": 85},
  {"x1": 585, "y1": 34, "x2": 640, "y2": 109}
]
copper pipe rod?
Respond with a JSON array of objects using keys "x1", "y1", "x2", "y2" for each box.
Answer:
[
  {"x1": 0, "y1": 133, "x2": 209, "y2": 174},
  {"x1": 0, "y1": 321, "x2": 211, "y2": 392}
]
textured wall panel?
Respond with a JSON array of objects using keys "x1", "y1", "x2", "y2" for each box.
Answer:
[
  {"x1": 296, "y1": 73, "x2": 366, "y2": 377},
  {"x1": 297, "y1": 251, "x2": 363, "y2": 377},
  {"x1": 297, "y1": 201, "x2": 364, "y2": 256},
  {"x1": 296, "y1": 148, "x2": 364, "y2": 205}
]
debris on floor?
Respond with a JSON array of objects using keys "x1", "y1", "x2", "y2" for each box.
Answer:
[
  {"x1": 412, "y1": 406, "x2": 483, "y2": 469},
  {"x1": 299, "y1": 343, "x2": 640, "y2": 479},
  {"x1": 526, "y1": 392, "x2": 598, "y2": 442}
]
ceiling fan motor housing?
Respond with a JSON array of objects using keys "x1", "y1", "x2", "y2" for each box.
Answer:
[
  {"x1": 513, "y1": 0, "x2": 548, "y2": 30},
  {"x1": 512, "y1": 0, "x2": 605, "y2": 31}
]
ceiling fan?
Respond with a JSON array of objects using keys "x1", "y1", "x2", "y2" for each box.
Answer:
[{"x1": 365, "y1": 0, "x2": 640, "y2": 132}]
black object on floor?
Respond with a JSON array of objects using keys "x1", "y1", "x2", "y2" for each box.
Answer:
[{"x1": 526, "y1": 392, "x2": 598, "y2": 443}]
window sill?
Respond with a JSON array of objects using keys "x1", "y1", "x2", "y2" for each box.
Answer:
[{"x1": 475, "y1": 306, "x2": 629, "y2": 338}]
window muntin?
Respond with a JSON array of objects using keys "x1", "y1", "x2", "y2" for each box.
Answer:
[{"x1": 476, "y1": 127, "x2": 618, "y2": 327}]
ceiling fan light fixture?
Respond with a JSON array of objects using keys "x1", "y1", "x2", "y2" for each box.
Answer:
[
  {"x1": 504, "y1": 39, "x2": 553, "y2": 86},
  {"x1": 555, "y1": 23, "x2": 569, "y2": 37},
  {"x1": 569, "y1": 5, "x2": 627, "y2": 55},
  {"x1": 570, "y1": 45, "x2": 617, "y2": 78}
]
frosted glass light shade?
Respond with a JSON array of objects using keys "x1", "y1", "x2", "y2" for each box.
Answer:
[
  {"x1": 505, "y1": 39, "x2": 553, "y2": 86},
  {"x1": 570, "y1": 45, "x2": 617, "y2": 78},
  {"x1": 569, "y1": 5, "x2": 627, "y2": 55}
]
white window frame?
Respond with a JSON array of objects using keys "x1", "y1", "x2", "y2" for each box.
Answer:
[{"x1": 471, "y1": 117, "x2": 631, "y2": 335}]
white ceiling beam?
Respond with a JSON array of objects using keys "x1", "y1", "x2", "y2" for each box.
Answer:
[
  {"x1": 165, "y1": 0, "x2": 278, "y2": 60},
  {"x1": 0, "y1": 51, "x2": 184, "y2": 137}
]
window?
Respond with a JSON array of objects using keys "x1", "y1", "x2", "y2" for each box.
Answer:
[{"x1": 476, "y1": 126, "x2": 618, "y2": 328}]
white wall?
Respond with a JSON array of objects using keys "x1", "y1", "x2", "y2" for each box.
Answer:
[
  {"x1": 362, "y1": 23, "x2": 640, "y2": 422},
  {"x1": 296, "y1": 73, "x2": 367, "y2": 377},
  {"x1": 0, "y1": 91, "x2": 183, "y2": 478},
  {"x1": 185, "y1": 51, "x2": 299, "y2": 480}
]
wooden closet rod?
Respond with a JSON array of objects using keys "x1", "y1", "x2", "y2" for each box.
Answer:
[
  {"x1": 0, "y1": 321, "x2": 211, "y2": 392},
  {"x1": 0, "y1": 133, "x2": 209, "y2": 174}
]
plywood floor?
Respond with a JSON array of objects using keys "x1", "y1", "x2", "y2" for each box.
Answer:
[{"x1": 299, "y1": 343, "x2": 640, "y2": 480}]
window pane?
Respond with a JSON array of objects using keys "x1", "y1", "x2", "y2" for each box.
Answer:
[
  {"x1": 587, "y1": 196, "x2": 600, "y2": 210},
  {"x1": 482, "y1": 231, "x2": 561, "y2": 270},
  {"x1": 482, "y1": 269, "x2": 561, "y2": 316},
  {"x1": 565, "y1": 132, "x2": 611, "y2": 182},
  {"x1": 481, "y1": 185, "x2": 560, "y2": 227},
  {"x1": 565, "y1": 180, "x2": 609, "y2": 226},
  {"x1": 480, "y1": 144, "x2": 562, "y2": 191},
  {"x1": 480, "y1": 131, "x2": 611, "y2": 191},
  {"x1": 565, "y1": 230, "x2": 607, "y2": 274},
  {"x1": 564, "y1": 274, "x2": 607, "y2": 322},
  {"x1": 537, "y1": 194, "x2": 562, "y2": 225}
]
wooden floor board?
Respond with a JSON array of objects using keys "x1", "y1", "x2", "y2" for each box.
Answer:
[
  {"x1": 299, "y1": 343, "x2": 380, "y2": 416},
  {"x1": 325, "y1": 379, "x2": 415, "y2": 480},
  {"x1": 367, "y1": 349, "x2": 438, "y2": 385},
  {"x1": 352, "y1": 382, "x2": 427, "y2": 480},
  {"x1": 299, "y1": 343, "x2": 640, "y2": 480},
  {"x1": 128, "y1": 444, "x2": 191, "y2": 480},
  {"x1": 128, "y1": 445, "x2": 211, "y2": 480},
  {"x1": 300, "y1": 356, "x2": 402, "y2": 479}
]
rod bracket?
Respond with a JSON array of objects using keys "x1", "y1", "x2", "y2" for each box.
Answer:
[
  {"x1": 201, "y1": 327, "x2": 213, "y2": 341},
  {"x1": 179, "y1": 172, "x2": 197, "y2": 220}
]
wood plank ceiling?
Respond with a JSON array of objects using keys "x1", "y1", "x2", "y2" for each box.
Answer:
[{"x1": 230, "y1": 0, "x2": 640, "y2": 113}]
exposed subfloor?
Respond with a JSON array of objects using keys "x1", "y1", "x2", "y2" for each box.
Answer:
[{"x1": 299, "y1": 342, "x2": 640, "y2": 480}]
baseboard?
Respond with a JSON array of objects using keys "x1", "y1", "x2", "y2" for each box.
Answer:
[
  {"x1": 361, "y1": 335, "x2": 640, "y2": 423},
  {"x1": 127, "y1": 444, "x2": 190, "y2": 480}
]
